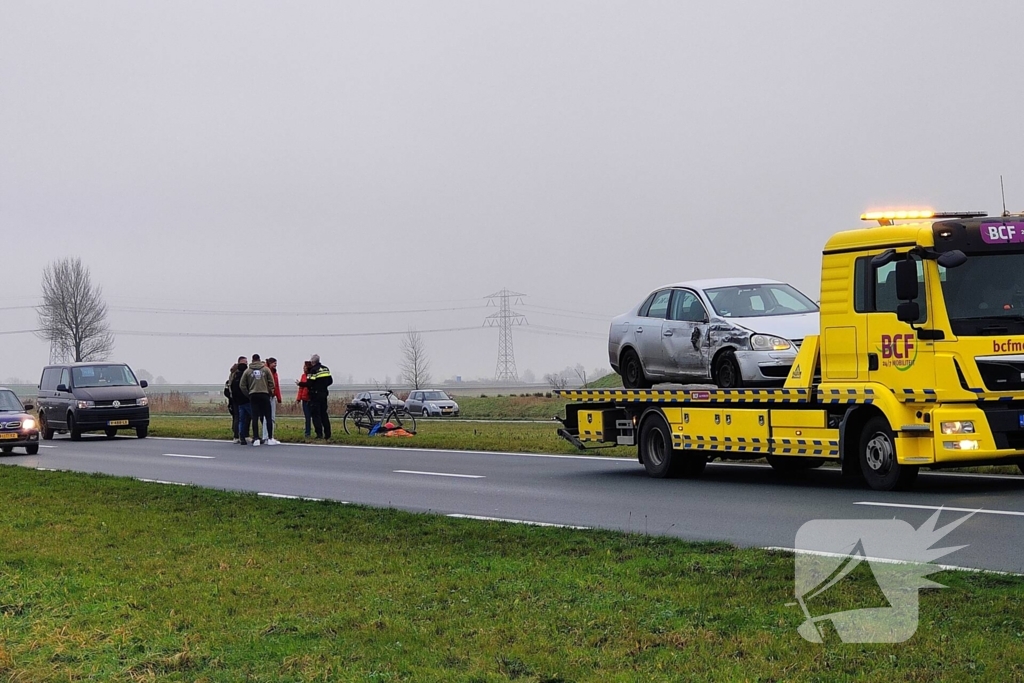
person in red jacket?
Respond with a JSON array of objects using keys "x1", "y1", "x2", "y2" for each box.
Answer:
[{"x1": 296, "y1": 360, "x2": 312, "y2": 438}]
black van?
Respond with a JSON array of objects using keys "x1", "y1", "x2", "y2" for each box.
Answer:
[{"x1": 37, "y1": 363, "x2": 150, "y2": 440}]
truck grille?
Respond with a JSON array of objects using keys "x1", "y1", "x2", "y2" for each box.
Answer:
[{"x1": 977, "y1": 359, "x2": 1024, "y2": 392}]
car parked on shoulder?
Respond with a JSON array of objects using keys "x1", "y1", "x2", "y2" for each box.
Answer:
[
  {"x1": 0, "y1": 387, "x2": 40, "y2": 455},
  {"x1": 36, "y1": 363, "x2": 150, "y2": 440},
  {"x1": 352, "y1": 391, "x2": 407, "y2": 416},
  {"x1": 608, "y1": 278, "x2": 819, "y2": 388},
  {"x1": 405, "y1": 390, "x2": 460, "y2": 417}
]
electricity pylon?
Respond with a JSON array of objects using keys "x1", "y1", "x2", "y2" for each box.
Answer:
[{"x1": 484, "y1": 290, "x2": 526, "y2": 382}]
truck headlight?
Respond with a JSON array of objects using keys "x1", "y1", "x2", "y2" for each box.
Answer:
[
  {"x1": 21, "y1": 418, "x2": 36, "y2": 430},
  {"x1": 77, "y1": 400, "x2": 94, "y2": 409},
  {"x1": 750, "y1": 334, "x2": 792, "y2": 351},
  {"x1": 940, "y1": 421, "x2": 975, "y2": 435},
  {"x1": 944, "y1": 440, "x2": 979, "y2": 450}
]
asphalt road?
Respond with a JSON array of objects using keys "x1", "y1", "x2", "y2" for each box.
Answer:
[{"x1": 5, "y1": 434, "x2": 1024, "y2": 574}]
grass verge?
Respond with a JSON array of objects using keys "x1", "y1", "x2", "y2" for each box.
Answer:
[{"x1": 0, "y1": 466, "x2": 1022, "y2": 681}]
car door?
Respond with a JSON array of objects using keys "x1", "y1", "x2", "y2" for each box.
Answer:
[
  {"x1": 55, "y1": 368, "x2": 72, "y2": 427},
  {"x1": 662, "y1": 289, "x2": 711, "y2": 379},
  {"x1": 634, "y1": 289, "x2": 672, "y2": 376},
  {"x1": 407, "y1": 392, "x2": 422, "y2": 413}
]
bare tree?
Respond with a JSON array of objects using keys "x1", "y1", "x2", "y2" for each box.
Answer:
[
  {"x1": 573, "y1": 364, "x2": 588, "y2": 387},
  {"x1": 544, "y1": 372, "x2": 569, "y2": 391},
  {"x1": 399, "y1": 329, "x2": 432, "y2": 389},
  {"x1": 36, "y1": 257, "x2": 114, "y2": 362}
]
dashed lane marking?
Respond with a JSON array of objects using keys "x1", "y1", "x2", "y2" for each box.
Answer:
[
  {"x1": 162, "y1": 453, "x2": 215, "y2": 459},
  {"x1": 394, "y1": 470, "x2": 484, "y2": 479}
]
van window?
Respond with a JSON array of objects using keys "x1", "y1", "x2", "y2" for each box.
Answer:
[
  {"x1": 40, "y1": 368, "x2": 59, "y2": 391},
  {"x1": 60, "y1": 369, "x2": 70, "y2": 389}
]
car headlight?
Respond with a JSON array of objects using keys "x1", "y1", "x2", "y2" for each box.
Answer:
[
  {"x1": 77, "y1": 400, "x2": 95, "y2": 409},
  {"x1": 21, "y1": 418, "x2": 36, "y2": 430},
  {"x1": 138, "y1": 397, "x2": 148, "y2": 407},
  {"x1": 750, "y1": 334, "x2": 793, "y2": 351},
  {"x1": 940, "y1": 421, "x2": 975, "y2": 435}
]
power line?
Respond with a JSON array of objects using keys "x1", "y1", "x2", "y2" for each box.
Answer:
[
  {"x1": 0, "y1": 329, "x2": 40, "y2": 336},
  {"x1": 109, "y1": 325, "x2": 488, "y2": 339},
  {"x1": 109, "y1": 304, "x2": 489, "y2": 317}
]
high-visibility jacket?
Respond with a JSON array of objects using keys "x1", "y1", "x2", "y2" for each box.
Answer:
[{"x1": 302, "y1": 363, "x2": 333, "y2": 400}]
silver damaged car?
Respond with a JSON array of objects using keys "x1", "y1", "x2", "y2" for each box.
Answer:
[{"x1": 609, "y1": 278, "x2": 819, "y2": 388}]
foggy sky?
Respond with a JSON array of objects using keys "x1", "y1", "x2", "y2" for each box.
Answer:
[{"x1": 3, "y1": 1, "x2": 1024, "y2": 384}]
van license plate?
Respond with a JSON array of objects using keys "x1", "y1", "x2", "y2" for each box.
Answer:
[{"x1": 107, "y1": 420, "x2": 129, "y2": 427}]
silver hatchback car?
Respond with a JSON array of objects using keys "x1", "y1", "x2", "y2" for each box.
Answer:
[{"x1": 609, "y1": 278, "x2": 819, "y2": 388}]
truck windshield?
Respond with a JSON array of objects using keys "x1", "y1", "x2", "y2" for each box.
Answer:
[
  {"x1": 940, "y1": 252, "x2": 1024, "y2": 335},
  {"x1": 705, "y1": 284, "x2": 818, "y2": 318},
  {"x1": 71, "y1": 365, "x2": 138, "y2": 388}
]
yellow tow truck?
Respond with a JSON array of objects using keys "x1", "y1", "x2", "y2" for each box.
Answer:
[{"x1": 558, "y1": 210, "x2": 1024, "y2": 490}]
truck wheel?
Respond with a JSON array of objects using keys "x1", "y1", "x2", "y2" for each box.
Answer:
[
  {"x1": 713, "y1": 351, "x2": 743, "y2": 388},
  {"x1": 39, "y1": 413, "x2": 55, "y2": 440},
  {"x1": 620, "y1": 349, "x2": 652, "y2": 389},
  {"x1": 859, "y1": 416, "x2": 918, "y2": 491},
  {"x1": 767, "y1": 455, "x2": 823, "y2": 471},
  {"x1": 639, "y1": 413, "x2": 705, "y2": 478},
  {"x1": 68, "y1": 414, "x2": 82, "y2": 441}
]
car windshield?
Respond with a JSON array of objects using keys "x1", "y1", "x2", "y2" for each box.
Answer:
[
  {"x1": 369, "y1": 392, "x2": 393, "y2": 400},
  {"x1": 0, "y1": 390, "x2": 23, "y2": 412},
  {"x1": 72, "y1": 365, "x2": 138, "y2": 388},
  {"x1": 940, "y1": 253, "x2": 1024, "y2": 334},
  {"x1": 422, "y1": 391, "x2": 449, "y2": 401},
  {"x1": 705, "y1": 284, "x2": 818, "y2": 318}
]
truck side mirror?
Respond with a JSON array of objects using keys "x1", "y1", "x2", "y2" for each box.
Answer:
[
  {"x1": 895, "y1": 259, "x2": 919, "y2": 301},
  {"x1": 937, "y1": 250, "x2": 967, "y2": 268},
  {"x1": 871, "y1": 249, "x2": 897, "y2": 267},
  {"x1": 897, "y1": 301, "x2": 920, "y2": 324}
]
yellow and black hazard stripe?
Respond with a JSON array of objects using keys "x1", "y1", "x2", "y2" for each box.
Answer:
[
  {"x1": 769, "y1": 438, "x2": 840, "y2": 457},
  {"x1": 817, "y1": 387, "x2": 876, "y2": 404},
  {"x1": 580, "y1": 429, "x2": 604, "y2": 440},
  {"x1": 674, "y1": 434, "x2": 770, "y2": 453}
]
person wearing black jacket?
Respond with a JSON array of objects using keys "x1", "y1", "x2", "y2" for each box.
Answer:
[
  {"x1": 225, "y1": 356, "x2": 247, "y2": 442},
  {"x1": 298, "y1": 354, "x2": 333, "y2": 439},
  {"x1": 230, "y1": 361, "x2": 252, "y2": 446}
]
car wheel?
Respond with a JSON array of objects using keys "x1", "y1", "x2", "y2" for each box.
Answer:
[
  {"x1": 39, "y1": 412, "x2": 55, "y2": 440},
  {"x1": 136, "y1": 425, "x2": 148, "y2": 439},
  {"x1": 105, "y1": 428, "x2": 117, "y2": 439},
  {"x1": 713, "y1": 351, "x2": 743, "y2": 388},
  {"x1": 68, "y1": 413, "x2": 82, "y2": 441},
  {"x1": 422, "y1": 408, "x2": 430, "y2": 418},
  {"x1": 25, "y1": 445, "x2": 39, "y2": 455},
  {"x1": 620, "y1": 349, "x2": 652, "y2": 389},
  {"x1": 859, "y1": 416, "x2": 918, "y2": 491}
]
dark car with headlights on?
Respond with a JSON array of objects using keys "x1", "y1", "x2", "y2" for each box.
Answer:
[
  {"x1": 352, "y1": 391, "x2": 406, "y2": 416},
  {"x1": 36, "y1": 363, "x2": 150, "y2": 440},
  {"x1": 0, "y1": 388, "x2": 40, "y2": 455}
]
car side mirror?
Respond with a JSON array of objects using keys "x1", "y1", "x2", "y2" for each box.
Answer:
[
  {"x1": 56, "y1": 384, "x2": 69, "y2": 393},
  {"x1": 895, "y1": 259, "x2": 919, "y2": 301},
  {"x1": 140, "y1": 380, "x2": 148, "y2": 389},
  {"x1": 897, "y1": 301, "x2": 920, "y2": 324},
  {"x1": 23, "y1": 403, "x2": 34, "y2": 411}
]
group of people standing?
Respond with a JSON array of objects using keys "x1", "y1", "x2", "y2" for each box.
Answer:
[{"x1": 225, "y1": 353, "x2": 334, "y2": 445}]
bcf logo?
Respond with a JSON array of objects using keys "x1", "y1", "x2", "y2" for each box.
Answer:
[{"x1": 881, "y1": 334, "x2": 914, "y2": 359}]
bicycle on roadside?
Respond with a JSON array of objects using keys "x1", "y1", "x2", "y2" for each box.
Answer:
[{"x1": 342, "y1": 389, "x2": 417, "y2": 435}]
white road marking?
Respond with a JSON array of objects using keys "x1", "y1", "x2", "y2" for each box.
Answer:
[
  {"x1": 162, "y1": 453, "x2": 215, "y2": 459},
  {"x1": 39, "y1": 445, "x2": 56, "y2": 449},
  {"x1": 36, "y1": 467, "x2": 58, "y2": 471},
  {"x1": 854, "y1": 501, "x2": 1024, "y2": 518},
  {"x1": 764, "y1": 546, "x2": 1022, "y2": 576},
  {"x1": 137, "y1": 478, "x2": 189, "y2": 486},
  {"x1": 394, "y1": 470, "x2": 484, "y2": 479},
  {"x1": 448, "y1": 514, "x2": 589, "y2": 529},
  {"x1": 257, "y1": 492, "x2": 325, "y2": 501}
]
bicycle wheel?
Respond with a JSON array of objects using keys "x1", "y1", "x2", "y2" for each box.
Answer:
[
  {"x1": 384, "y1": 409, "x2": 416, "y2": 434},
  {"x1": 343, "y1": 408, "x2": 375, "y2": 435}
]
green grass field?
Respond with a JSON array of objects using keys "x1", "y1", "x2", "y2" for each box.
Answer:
[{"x1": 0, "y1": 466, "x2": 1022, "y2": 681}]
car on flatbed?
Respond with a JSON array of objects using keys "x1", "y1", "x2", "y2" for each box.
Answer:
[
  {"x1": 0, "y1": 387, "x2": 40, "y2": 455},
  {"x1": 609, "y1": 278, "x2": 819, "y2": 388},
  {"x1": 36, "y1": 363, "x2": 150, "y2": 440}
]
